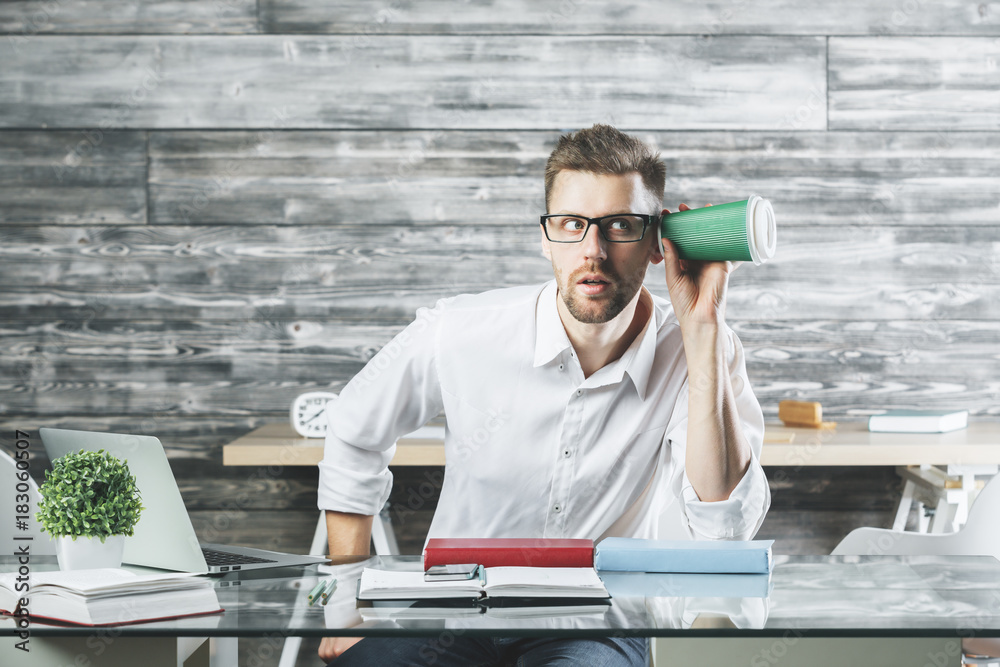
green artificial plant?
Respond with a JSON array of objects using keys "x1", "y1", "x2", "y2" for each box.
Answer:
[{"x1": 36, "y1": 448, "x2": 144, "y2": 542}]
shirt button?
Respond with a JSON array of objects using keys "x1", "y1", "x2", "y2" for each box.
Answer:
[
  {"x1": 562, "y1": 448, "x2": 572, "y2": 458},
  {"x1": 576, "y1": 389, "x2": 582, "y2": 396},
  {"x1": 558, "y1": 364, "x2": 564, "y2": 371},
  {"x1": 553, "y1": 503, "x2": 562, "y2": 513}
]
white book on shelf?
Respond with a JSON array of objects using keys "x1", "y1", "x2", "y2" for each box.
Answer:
[{"x1": 867, "y1": 409, "x2": 969, "y2": 433}]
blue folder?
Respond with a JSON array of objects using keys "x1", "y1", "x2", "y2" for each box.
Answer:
[{"x1": 594, "y1": 538, "x2": 774, "y2": 574}]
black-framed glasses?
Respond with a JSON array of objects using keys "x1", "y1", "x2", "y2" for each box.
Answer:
[{"x1": 540, "y1": 213, "x2": 659, "y2": 243}]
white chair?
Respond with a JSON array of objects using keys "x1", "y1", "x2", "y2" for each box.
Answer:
[
  {"x1": 833, "y1": 472, "x2": 1000, "y2": 666},
  {"x1": 0, "y1": 449, "x2": 56, "y2": 556}
]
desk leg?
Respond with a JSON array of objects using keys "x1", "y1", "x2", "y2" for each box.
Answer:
[
  {"x1": 372, "y1": 500, "x2": 400, "y2": 556},
  {"x1": 210, "y1": 637, "x2": 238, "y2": 667},
  {"x1": 178, "y1": 637, "x2": 210, "y2": 666},
  {"x1": 892, "y1": 480, "x2": 916, "y2": 531},
  {"x1": 277, "y1": 512, "x2": 330, "y2": 667},
  {"x1": 309, "y1": 510, "x2": 328, "y2": 556}
]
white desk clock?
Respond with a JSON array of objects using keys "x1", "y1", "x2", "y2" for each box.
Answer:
[{"x1": 289, "y1": 391, "x2": 338, "y2": 438}]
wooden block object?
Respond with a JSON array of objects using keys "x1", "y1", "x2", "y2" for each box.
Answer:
[{"x1": 779, "y1": 400, "x2": 837, "y2": 429}]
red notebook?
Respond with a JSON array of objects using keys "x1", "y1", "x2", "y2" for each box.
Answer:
[{"x1": 422, "y1": 538, "x2": 595, "y2": 570}]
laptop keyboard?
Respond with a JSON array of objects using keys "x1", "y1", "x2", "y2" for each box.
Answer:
[{"x1": 202, "y1": 548, "x2": 277, "y2": 566}]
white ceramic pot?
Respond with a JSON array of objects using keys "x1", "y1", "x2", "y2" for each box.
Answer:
[{"x1": 55, "y1": 534, "x2": 125, "y2": 570}]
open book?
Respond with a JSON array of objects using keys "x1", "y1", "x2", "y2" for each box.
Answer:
[
  {"x1": 357, "y1": 566, "x2": 610, "y2": 606},
  {"x1": 0, "y1": 568, "x2": 223, "y2": 626}
]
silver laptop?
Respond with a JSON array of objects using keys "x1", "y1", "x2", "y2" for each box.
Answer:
[{"x1": 39, "y1": 428, "x2": 328, "y2": 574}]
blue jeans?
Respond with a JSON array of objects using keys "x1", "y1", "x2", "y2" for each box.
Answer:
[{"x1": 329, "y1": 636, "x2": 648, "y2": 666}]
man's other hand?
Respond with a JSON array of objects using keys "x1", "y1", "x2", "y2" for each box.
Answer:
[{"x1": 318, "y1": 636, "x2": 363, "y2": 663}]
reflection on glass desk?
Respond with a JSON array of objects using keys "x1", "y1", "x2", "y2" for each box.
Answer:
[{"x1": 3, "y1": 555, "x2": 1000, "y2": 638}]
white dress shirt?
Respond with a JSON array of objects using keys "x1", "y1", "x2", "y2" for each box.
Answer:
[{"x1": 317, "y1": 280, "x2": 770, "y2": 542}]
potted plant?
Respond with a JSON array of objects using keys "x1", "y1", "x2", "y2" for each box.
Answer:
[{"x1": 36, "y1": 449, "x2": 144, "y2": 570}]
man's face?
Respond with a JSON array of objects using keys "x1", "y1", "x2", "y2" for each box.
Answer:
[{"x1": 542, "y1": 170, "x2": 662, "y2": 324}]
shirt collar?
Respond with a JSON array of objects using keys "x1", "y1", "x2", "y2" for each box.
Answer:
[
  {"x1": 533, "y1": 280, "x2": 573, "y2": 368},
  {"x1": 532, "y1": 280, "x2": 660, "y2": 400}
]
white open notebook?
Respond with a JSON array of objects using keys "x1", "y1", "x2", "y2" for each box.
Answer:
[{"x1": 358, "y1": 566, "x2": 609, "y2": 602}]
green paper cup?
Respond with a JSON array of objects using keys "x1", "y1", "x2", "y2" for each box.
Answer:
[{"x1": 660, "y1": 195, "x2": 777, "y2": 265}]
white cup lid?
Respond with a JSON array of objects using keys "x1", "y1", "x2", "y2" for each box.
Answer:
[{"x1": 746, "y1": 195, "x2": 777, "y2": 265}]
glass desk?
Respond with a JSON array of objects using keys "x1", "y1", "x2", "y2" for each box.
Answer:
[{"x1": 4, "y1": 555, "x2": 1000, "y2": 666}]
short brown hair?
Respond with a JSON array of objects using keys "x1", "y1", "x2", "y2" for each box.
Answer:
[{"x1": 544, "y1": 124, "x2": 665, "y2": 213}]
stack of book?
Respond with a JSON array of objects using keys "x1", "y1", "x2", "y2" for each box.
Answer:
[
  {"x1": 358, "y1": 538, "x2": 607, "y2": 613},
  {"x1": 357, "y1": 537, "x2": 779, "y2": 615},
  {"x1": 0, "y1": 568, "x2": 222, "y2": 626}
]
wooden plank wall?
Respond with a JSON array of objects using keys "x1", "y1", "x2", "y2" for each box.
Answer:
[{"x1": 2, "y1": 1, "x2": 999, "y2": 578}]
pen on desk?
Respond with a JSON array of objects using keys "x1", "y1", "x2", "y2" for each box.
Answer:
[
  {"x1": 320, "y1": 579, "x2": 337, "y2": 605},
  {"x1": 307, "y1": 580, "x2": 327, "y2": 606}
]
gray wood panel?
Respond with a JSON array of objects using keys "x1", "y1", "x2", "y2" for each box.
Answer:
[
  {"x1": 0, "y1": 224, "x2": 548, "y2": 286},
  {"x1": 5, "y1": 279, "x2": 1000, "y2": 324},
  {"x1": 2, "y1": 224, "x2": 998, "y2": 320},
  {"x1": 145, "y1": 130, "x2": 1000, "y2": 227},
  {"x1": 738, "y1": 320, "x2": 1000, "y2": 383},
  {"x1": 5, "y1": 371, "x2": 998, "y2": 416},
  {"x1": 148, "y1": 130, "x2": 550, "y2": 225},
  {"x1": 5, "y1": 317, "x2": 1000, "y2": 386},
  {"x1": 766, "y1": 466, "x2": 902, "y2": 512},
  {"x1": 2, "y1": 321, "x2": 999, "y2": 416},
  {"x1": 0, "y1": 318, "x2": 385, "y2": 383},
  {"x1": 261, "y1": 0, "x2": 1000, "y2": 36},
  {"x1": 830, "y1": 37, "x2": 1000, "y2": 130},
  {"x1": 188, "y1": 510, "x2": 319, "y2": 553},
  {"x1": 0, "y1": 131, "x2": 146, "y2": 224},
  {"x1": 0, "y1": 1, "x2": 256, "y2": 34},
  {"x1": 0, "y1": 36, "x2": 826, "y2": 130}
]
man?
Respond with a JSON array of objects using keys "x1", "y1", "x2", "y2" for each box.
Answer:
[{"x1": 316, "y1": 124, "x2": 770, "y2": 665}]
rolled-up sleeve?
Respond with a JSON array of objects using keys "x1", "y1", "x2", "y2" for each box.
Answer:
[
  {"x1": 667, "y1": 327, "x2": 771, "y2": 540},
  {"x1": 317, "y1": 300, "x2": 448, "y2": 515}
]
